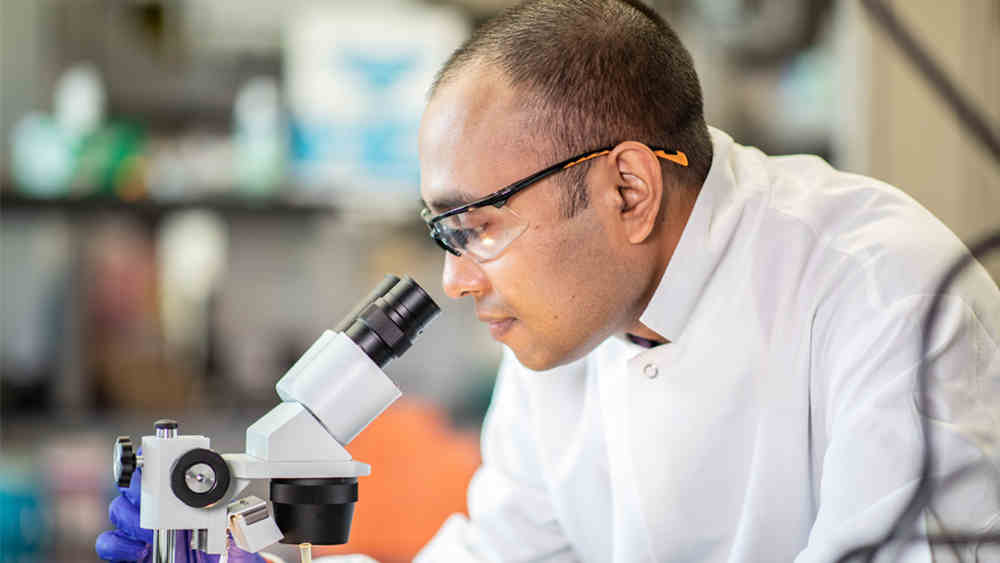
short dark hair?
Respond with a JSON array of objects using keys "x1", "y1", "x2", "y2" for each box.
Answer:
[{"x1": 431, "y1": 0, "x2": 713, "y2": 216}]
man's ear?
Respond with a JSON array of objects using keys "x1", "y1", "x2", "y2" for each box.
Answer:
[{"x1": 609, "y1": 142, "x2": 664, "y2": 244}]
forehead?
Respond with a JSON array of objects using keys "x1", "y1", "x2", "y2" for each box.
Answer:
[{"x1": 419, "y1": 70, "x2": 542, "y2": 212}]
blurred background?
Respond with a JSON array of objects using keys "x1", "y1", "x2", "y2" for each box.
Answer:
[{"x1": 0, "y1": 0, "x2": 996, "y2": 561}]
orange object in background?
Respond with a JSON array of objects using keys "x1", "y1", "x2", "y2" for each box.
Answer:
[{"x1": 316, "y1": 398, "x2": 481, "y2": 562}]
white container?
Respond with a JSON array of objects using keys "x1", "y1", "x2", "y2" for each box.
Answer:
[{"x1": 284, "y1": 3, "x2": 468, "y2": 197}]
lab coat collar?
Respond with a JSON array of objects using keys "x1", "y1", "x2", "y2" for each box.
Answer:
[{"x1": 638, "y1": 126, "x2": 738, "y2": 342}]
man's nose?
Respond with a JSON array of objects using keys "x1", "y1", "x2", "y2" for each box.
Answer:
[{"x1": 442, "y1": 252, "x2": 489, "y2": 300}]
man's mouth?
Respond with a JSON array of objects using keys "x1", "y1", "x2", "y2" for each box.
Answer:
[
  {"x1": 478, "y1": 314, "x2": 516, "y2": 340},
  {"x1": 487, "y1": 318, "x2": 515, "y2": 339}
]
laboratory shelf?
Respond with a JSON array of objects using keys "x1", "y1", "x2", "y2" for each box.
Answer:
[{"x1": 0, "y1": 190, "x2": 338, "y2": 219}]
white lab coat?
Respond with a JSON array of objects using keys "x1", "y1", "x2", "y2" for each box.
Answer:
[{"x1": 415, "y1": 128, "x2": 1000, "y2": 562}]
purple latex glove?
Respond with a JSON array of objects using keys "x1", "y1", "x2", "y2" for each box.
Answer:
[{"x1": 96, "y1": 465, "x2": 265, "y2": 563}]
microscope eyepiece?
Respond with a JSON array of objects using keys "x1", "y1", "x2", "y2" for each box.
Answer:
[
  {"x1": 343, "y1": 275, "x2": 439, "y2": 367},
  {"x1": 384, "y1": 276, "x2": 441, "y2": 340}
]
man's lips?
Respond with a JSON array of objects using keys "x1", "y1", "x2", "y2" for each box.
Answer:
[{"x1": 478, "y1": 314, "x2": 517, "y2": 339}]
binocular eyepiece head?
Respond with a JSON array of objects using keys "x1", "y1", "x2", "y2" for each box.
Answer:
[{"x1": 273, "y1": 275, "x2": 439, "y2": 545}]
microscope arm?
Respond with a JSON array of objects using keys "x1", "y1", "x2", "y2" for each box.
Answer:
[{"x1": 224, "y1": 455, "x2": 370, "y2": 480}]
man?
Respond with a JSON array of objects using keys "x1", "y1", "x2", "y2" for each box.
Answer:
[
  {"x1": 100, "y1": 1, "x2": 999, "y2": 561},
  {"x1": 413, "y1": 0, "x2": 999, "y2": 561}
]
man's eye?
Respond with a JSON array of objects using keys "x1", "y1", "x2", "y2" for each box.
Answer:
[{"x1": 451, "y1": 228, "x2": 472, "y2": 246}]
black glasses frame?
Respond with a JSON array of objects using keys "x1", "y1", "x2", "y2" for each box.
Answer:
[{"x1": 422, "y1": 145, "x2": 688, "y2": 256}]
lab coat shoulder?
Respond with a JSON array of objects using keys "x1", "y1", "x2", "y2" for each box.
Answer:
[
  {"x1": 738, "y1": 143, "x2": 995, "y2": 361},
  {"x1": 750, "y1": 155, "x2": 1000, "y2": 560},
  {"x1": 765, "y1": 152, "x2": 1000, "y2": 413},
  {"x1": 761, "y1": 149, "x2": 973, "y2": 302},
  {"x1": 713, "y1": 142, "x2": 1000, "y2": 559}
]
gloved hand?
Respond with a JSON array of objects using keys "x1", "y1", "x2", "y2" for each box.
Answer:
[{"x1": 96, "y1": 465, "x2": 265, "y2": 563}]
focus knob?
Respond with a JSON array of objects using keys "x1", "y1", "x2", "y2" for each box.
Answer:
[{"x1": 114, "y1": 436, "x2": 137, "y2": 488}]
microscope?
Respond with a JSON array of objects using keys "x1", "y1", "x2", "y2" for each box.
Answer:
[{"x1": 112, "y1": 275, "x2": 440, "y2": 562}]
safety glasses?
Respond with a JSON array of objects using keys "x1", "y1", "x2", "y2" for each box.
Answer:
[{"x1": 422, "y1": 145, "x2": 688, "y2": 262}]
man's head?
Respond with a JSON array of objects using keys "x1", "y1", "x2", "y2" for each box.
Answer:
[{"x1": 419, "y1": 0, "x2": 712, "y2": 370}]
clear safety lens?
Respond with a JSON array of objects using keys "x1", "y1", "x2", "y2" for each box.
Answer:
[{"x1": 434, "y1": 205, "x2": 529, "y2": 262}]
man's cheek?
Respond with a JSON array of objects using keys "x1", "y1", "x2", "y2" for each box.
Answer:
[{"x1": 483, "y1": 257, "x2": 530, "y2": 307}]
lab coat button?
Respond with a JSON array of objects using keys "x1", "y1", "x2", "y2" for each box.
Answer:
[{"x1": 643, "y1": 363, "x2": 659, "y2": 379}]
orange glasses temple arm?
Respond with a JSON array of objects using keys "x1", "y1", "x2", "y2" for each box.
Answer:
[{"x1": 563, "y1": 148, "x2": 688, "y2": 169}]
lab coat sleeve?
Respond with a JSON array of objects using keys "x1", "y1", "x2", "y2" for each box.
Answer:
[
  {"x1": 795, "y1": 287, "x2": 1000, "y2": 563},
  {"x1": 415, "y1": 349, "x2": 578, "y2": 562}
]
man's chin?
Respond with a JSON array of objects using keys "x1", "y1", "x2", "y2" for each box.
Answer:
[{"x1": 507, "y1": 341, "x2": 591, "y2": 373}]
